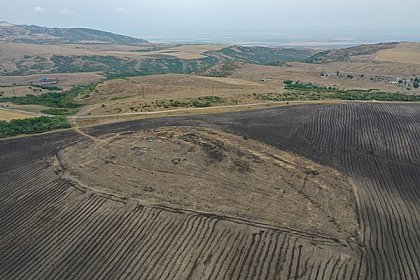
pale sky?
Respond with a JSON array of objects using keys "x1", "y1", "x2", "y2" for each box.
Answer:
[{"x1": 1, "y1": 0, "x2": 420, "y2": 44}]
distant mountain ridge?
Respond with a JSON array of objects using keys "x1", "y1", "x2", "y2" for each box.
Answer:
[
  {"x1": 305, "y1": 42, "x2": 399, "y2": 64},
  {"x1": 0, "y1": 21, "x2": 149, "y2": 45}
]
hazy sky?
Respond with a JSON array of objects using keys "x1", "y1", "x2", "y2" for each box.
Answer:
[{"x1": 2, "y1": 0, "x2": 420, "y2": 44}]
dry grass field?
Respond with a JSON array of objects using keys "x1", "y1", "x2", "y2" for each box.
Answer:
[
  {"x1": 0, "y1": 102, "x2": 49, "y2": 114},
  {"x1": 0, "y1": 42, "x2": 146, "y2": 59},
  {"x1": 0, "y1": 42, "x2": 223, "y2": 63},
  {"x1": 77, "y1": 74, "x2": 275, "y2": 116},
  {"x1": 132, "y1": 44, "x2": 227, "y2": 59},
  {"x1": 0, "y1": 86, "x2": 48, "y2": 97},
  {"x1": 376, "y1": 42, "x2": 420, "y2": 65},
  {"x1": 0, "y1": 108, "x2": 36, "y2": 121}
]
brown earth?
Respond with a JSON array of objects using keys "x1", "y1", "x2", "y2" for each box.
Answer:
[{"x1": 59, "y1": 126, "x2": 357, "y2": 241}]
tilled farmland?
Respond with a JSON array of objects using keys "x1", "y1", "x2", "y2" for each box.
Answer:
[
  {"x1": 298, "y1": 104, "x2": 420, "y2": 280},
  {"x1": 1, "y1": 102, "x2": 419, "y2": 279}
]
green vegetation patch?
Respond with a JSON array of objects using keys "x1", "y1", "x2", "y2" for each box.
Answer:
[
  {"x1": 414, "y1": 77, "x2": 419, "y2": 89},
  {"x1": 32, "y1": 85, "x2": 63, "y2": 91},
  {"x1": 0, "y1": 116, "x2": 70, "y2": 138},
  {"x1": 201, "y1": 62, "x2": 238, "y2": 77},
  {"x1": 2, "y1": 46, "x2": 314, "y2": 78},
  {"x1": 164, "y1": 96, "x2": 224, "y2": 108},
  {"x1": 281, "y1": 81, "x2": 420, "y2": 102},
  {"x1": 130, "y1": 47, "x2": 163, "y2": 52},
  {"x1": 216, "y1": 46, "x2": 314, "y2": 65},
  {"x1": 191, "y1": 96, "x2": 224, "y2": 107},
  {"x1": 254, "y1": 81, "x2": 420, "y2": 102},
  {"x1": 265, "y1": 61, "x2": 287, "y2": 67},
  {"x1": 284, "y1": 80, "x2": 337, "y2": 92},
  {"x1": 48, "y1": 55, "x2": 219, "y2": 79},
  {"x1": 0, "y1": 84, "x2": 96, "y2": 111},
  {"x1": 328, "y1": 91, "x2": 420, "y2": 102},
  {"x1": 253, "y1": 92, "x2": 315, "y2": 102},
  {"x1": 41, "y1": 108, "x2": 79, "y2": 115},
  {"x1": 0, "y1": 92, "x2": 78, "y2": 108},
  {"x1": 128, "y1": 96, "x2": 225, "y2": 112}
]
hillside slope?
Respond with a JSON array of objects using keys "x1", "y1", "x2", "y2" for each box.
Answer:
[
  {"x1": 0, "y1": 44, "x2": 316, "y2": 77},
  {"x1": 208, "y1": 46, "x2": 316, "y2": 65},
  {"x1": 305, "y1": 42, "x2": 399, "y2": 63},
  {"x1": 0, "y1": 21, "x2": 149, "y2": 45}
]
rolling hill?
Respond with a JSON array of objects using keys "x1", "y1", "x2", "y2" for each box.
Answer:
[
  {"x1": 207, "y1": 46, "x2": 316, "y2": 65},
  {"x1": 305, "y1": 42, "x2": 399, "y2": 63}
]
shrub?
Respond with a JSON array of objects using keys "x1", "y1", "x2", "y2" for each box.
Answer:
[
  {"x1": 0, "y1": 116, "x2": 70, "y2": 138},
  {"x1": 32, "y1": 85, "x2": 63, "y2": 91},
  {"x1": 0, "y1": 84, "x2": 96, "y2": 108},
  {"x1": 282, "y1": 80, "x2": 420, "y2": 102},
  {"x1": 41, "y1": 108, "x2": 78, "y2": 115}
]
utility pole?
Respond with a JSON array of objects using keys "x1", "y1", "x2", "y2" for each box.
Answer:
[
  {"x1": 142, "y1": 85, "x2": 145, "y2": 98},
  {"x1": 211, "y1": 85, "x2": 214, "y2": 96}
]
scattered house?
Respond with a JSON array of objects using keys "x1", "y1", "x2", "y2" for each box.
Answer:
[
  {"x1": 320, "y1": 72, "x2": 337, "y2": 78},
  {"x1": 38, "y1": 77, "x2": 59, "y2": 85},
  {"x1": 260, "y1": 77, "x2": 271, "y2": 82},
  {"x1": 389, "y1": 78, "x2": 402, "y2": 85}
]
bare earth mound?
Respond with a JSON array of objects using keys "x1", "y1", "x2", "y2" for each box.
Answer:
[{"x1": 59, "y1": 126, "x2": 357, "y2": 241}]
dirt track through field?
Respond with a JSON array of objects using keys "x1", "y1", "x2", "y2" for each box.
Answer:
[{"x1": 1, "y1": 102, "x2": 420, "y2": 279}]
